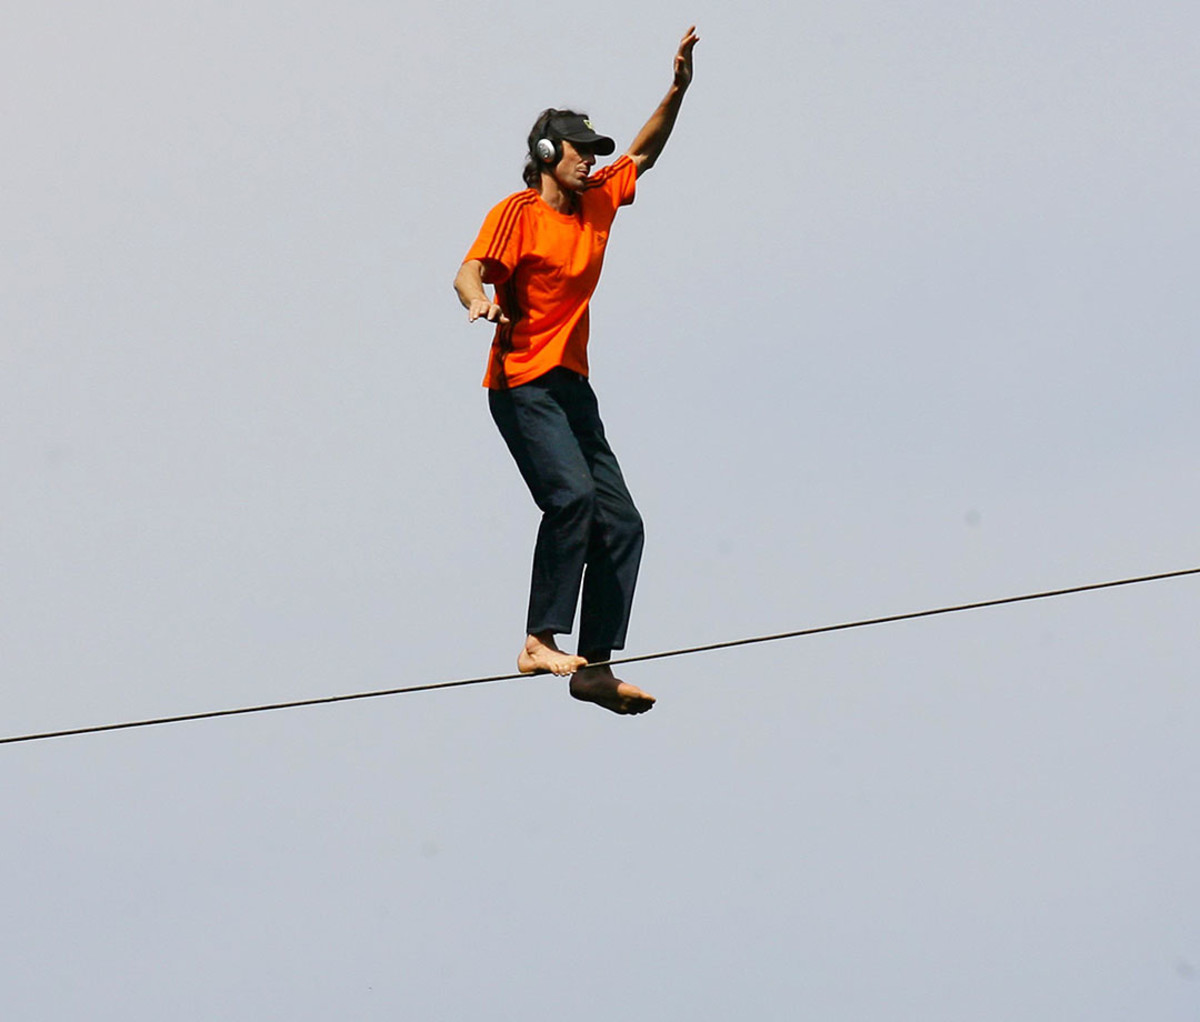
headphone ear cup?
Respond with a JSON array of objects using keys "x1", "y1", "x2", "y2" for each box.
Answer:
[{"x1": 534, "y1": 137, "x2": 559, "y2": 165}]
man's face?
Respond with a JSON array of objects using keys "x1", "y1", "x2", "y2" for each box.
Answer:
[{"x1": 554, "y1": 140, "x2": 596, "y2": 191}]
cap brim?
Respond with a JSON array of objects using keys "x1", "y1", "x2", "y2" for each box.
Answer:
[
  {"x1": 548, "y1": 114, "x2": 616, "y2": 156},
  {"x1": 561, "y1": 131, "x2": 616, "y2": 156}
]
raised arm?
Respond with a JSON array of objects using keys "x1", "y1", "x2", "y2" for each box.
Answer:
[{"x1": 626, "y1": 26, "x2": 699, "y2": 177}]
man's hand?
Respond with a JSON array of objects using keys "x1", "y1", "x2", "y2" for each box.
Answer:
[
  {"x1": 468, "y1": 298, "x2": 509, "y2": 325},
  {"x1": 673, "y1": 25, "x2": 699, "y2": 89}
]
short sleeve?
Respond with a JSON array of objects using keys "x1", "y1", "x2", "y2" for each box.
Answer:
[
  {"x1": 463, "y1": 191, "x2": 536, "y2": 283},
  {"x1": 590, "y1": 153, "x2": 637, "y2": 209}
]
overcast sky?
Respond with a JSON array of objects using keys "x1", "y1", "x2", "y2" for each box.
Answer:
[{"x1": 4, "y1": 1, "x2": 1199, "y2": 1018}]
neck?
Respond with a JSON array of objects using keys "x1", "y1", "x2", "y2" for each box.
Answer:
[{"x1": 538, "y1": 173, "x2": 578, "y2": 214}]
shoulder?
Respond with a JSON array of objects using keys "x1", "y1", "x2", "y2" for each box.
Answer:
[
  {"x1": 583, "y1": 155, "x2": 637, "y2": 208},
  {"x1": 474, "y1": 189, "x2": 542, "y2": 255},
  {"x1": 586, "y1": 154, "x2": 636, "y2": 189},
  {"x1": 483, "y1": 188, "x2": 541, "y2": 224},
  {"x1": 467, "y1": 188, "x2": 543, "y2": 270}
]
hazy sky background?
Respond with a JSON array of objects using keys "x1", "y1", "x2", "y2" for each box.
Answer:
[{"x1": 4, "y1": 1, "x2": 1199, "y2": 1018}]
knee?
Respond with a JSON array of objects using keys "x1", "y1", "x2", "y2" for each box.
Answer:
[
  {"x1": 613, "y1": 502, "x2": 644, "y2": 547},
  {"x1": 549, "y1": 478, "x2": 597, "y2": 521}
]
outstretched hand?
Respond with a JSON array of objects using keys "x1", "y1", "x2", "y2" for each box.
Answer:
[
  {"x1": 673, "y1": 25, "x2": 699, "y2": 89},
  {"x1": 468, "y1": 298, "x2": 509, "y2": 325}
]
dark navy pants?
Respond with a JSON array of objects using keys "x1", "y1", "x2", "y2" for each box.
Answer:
[{"x1": 489, "y1": 367, "x2": 644, "y2": 660}]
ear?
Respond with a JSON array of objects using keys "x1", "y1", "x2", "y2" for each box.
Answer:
[{"x1": 534, "y1": 137, "x2": 560, "y2": 165}]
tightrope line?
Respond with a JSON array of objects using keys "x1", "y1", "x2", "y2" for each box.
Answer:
[{"x1": 3, "y1": 566, "x2": 1197, "y2": 747}]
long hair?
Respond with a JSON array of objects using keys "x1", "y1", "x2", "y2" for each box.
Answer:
[{"x1": 522, "y1": 108, "x2": 588, "y2": 188}]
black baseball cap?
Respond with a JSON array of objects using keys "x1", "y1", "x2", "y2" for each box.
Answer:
[{"x1": 546, "y1": 113, "x2": 616, "y2": 156}]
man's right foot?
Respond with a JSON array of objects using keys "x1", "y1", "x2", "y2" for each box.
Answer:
[
  {"x1": 569, "y1": 665, "x2": 655, "y2": 715},
  {"x1": 518, "y1": 633, "x2": 588, "y2": 676}
]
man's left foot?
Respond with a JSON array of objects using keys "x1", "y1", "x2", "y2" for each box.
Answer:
[
  {"x1": 569, "y1": 665, "x2": 655, "y2": 715},
  {"x1": 518, "y1": 633, "x2": 587, "y2": 676}
]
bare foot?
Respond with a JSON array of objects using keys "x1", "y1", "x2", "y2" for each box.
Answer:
[
  {"x1": 517, "y1": 633, "x2": 587, "y2": 676},
  {"x1": 569, "y1": 664, "x2": 655, "y2": 715}
]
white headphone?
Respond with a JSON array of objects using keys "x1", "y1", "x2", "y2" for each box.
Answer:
[{"x1": 534, "y1": 136, "x2": 561, "y2": 165}]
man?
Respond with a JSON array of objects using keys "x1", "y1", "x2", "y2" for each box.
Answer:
[{"x1": 454, "y1": 26, "x2": 699, "y2": 715}]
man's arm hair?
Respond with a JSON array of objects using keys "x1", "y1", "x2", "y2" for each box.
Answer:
[
  {"x1": 627, "y1": 26, "x2": 699, "y2": 176},
  {"x1": 454, "y1": 259, "x2": 508, "y2": 324}
]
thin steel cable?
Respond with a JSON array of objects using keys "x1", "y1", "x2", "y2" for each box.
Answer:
[
  {"x1": 604, "y1": 565, "x2": 1200, "y2": 668},
  {"x1": 2, "y1": 566, "x2": 1196, "y2": 747}
]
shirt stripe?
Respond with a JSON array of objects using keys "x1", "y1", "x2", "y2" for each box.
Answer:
[{"x1": 484, "y1": 191, "x2": 537, "y2": 265}]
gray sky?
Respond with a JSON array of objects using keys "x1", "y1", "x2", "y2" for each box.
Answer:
[{"x1": 4, "y1": 1, "x2": 1199, "y2": 1018}]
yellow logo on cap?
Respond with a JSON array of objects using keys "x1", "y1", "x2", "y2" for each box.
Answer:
[{"x1": 584, "y1": 119, "x2": 595, "y2": 131}]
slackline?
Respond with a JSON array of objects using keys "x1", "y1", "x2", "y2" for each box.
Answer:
[{"x1": 2, "y1": 566, "x2": 1197, "y2": 748}]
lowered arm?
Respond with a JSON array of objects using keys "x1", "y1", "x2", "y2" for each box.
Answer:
[{"x1": 454, "y1": 259, "x2": 509, "y2": 324}]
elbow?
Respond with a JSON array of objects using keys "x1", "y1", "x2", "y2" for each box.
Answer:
[{"x1": 456, "y1": 259, "x2": 485, "y2": 288}]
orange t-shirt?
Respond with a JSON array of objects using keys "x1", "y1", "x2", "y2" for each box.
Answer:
[{"x1": 465, "y1": 154, "x2": 637, "y2": 389}]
